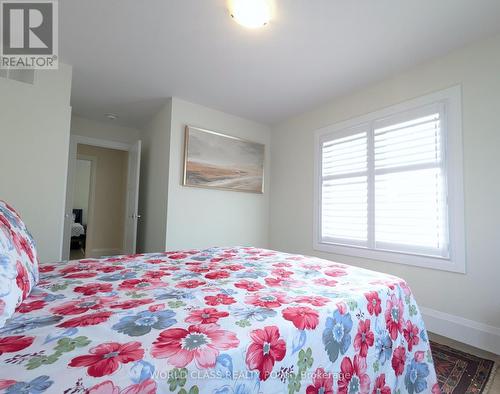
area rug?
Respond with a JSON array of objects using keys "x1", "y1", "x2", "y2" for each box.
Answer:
[{"x1": 430, "y1": 340, "x2": 497, "y2": 393}]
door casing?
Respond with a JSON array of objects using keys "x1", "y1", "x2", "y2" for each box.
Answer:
[{"x1": 62, "y1": 135, "x2": 141, "y2": 261}]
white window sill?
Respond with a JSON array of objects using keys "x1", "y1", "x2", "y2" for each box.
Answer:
[{"x1": 313, "y1": 240, "x2": 466, "y2": 274}]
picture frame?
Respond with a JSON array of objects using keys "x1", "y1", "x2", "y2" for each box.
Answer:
[{"x1": 183, "y1": 126, "x2": 265, "y2": 194}]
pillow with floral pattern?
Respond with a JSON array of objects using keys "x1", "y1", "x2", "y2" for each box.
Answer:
[{"x1": 0, "y1": 201, "x2": 39, "y2": 327}]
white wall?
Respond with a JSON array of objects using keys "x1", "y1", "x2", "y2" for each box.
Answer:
[
  {"x1": 137, "y1": 100, "x2": 172, "y2": 253},
  {"x1": 0, "y1": 65, "x2": 73, "y2": 262},
  {"x1": 270, "y1": 35, "x2": 500, "y2": 347},
  {"x1": 166, "y1": 98, "x2": 271, "y2": 250},
  {"x1": 71, "y1": 115, "x2": 141, "y2": 144},
  {"x1": 137, "y1": 98, "x2": 271, "y2": 252}
]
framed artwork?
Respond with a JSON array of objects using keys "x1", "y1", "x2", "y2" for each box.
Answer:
[{"x1": 183, "y1": 126, "x2": 265, "y2": 193}]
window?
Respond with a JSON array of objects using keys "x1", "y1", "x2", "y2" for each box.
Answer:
[{"x1": 314, "y1": 86, "x2": 465, "y2": 272}]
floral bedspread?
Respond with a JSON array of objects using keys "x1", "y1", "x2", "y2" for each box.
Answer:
[{"x1": 0, "y1": 247, "x2": 438, "y2": 394}]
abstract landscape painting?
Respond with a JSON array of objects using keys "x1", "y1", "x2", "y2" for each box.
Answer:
[{"x1": 183, "y1": 126, "x2": 265, "y2": 193}]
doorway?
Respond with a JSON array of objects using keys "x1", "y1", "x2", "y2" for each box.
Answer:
[{"x1": 63, "y1": 136, "x2": 141, "y2": 261}]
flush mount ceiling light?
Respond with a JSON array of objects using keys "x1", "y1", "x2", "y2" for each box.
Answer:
[
  {"x1": 228, "y1": 0, "x2": 273, "y2": 29},
  {"x1": 105, "y1": 113, "x2": 118, "y2": 120}
]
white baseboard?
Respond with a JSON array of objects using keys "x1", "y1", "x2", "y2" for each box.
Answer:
[
  {"x1": 420, "y1": 306, "x2": 500, "y2": 355},
  {"x1": 87, "y1": 248, "x2": 124, "y2": 258}
]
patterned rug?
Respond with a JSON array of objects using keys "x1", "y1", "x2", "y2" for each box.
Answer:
[{"x1": 430, "y1": 341, "x2": 497, "y2": 393}]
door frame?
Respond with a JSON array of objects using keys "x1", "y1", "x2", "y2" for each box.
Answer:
[{"x1": 62, "y1": 135, "x2": 140, "y2": 261}]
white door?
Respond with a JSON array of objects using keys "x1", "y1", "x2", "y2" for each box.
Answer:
[
  {"x1": 123, "y1": 140, "x2": 141, "y2": 254},
  {"x1": 62, "y1": 137, "x2": 78, "y2": 261}
]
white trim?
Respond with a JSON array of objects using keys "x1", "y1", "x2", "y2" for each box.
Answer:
[
  {"x1": 314, "y1": 86, "x2": 462, "y2": 136},
  {"x1": 314, "y1": 242, "x2": 459, "y2": 271},
  {"x1": 313, "y1": 85, "x2": 466, "y2": 273},
  {"x1": 76, "y1": 155, "x2": 97, "y2": 258},
  {"x1": 123, "y1": 140, "x2": 142, "y2": 254},
  {"x1": 59, "y1": 107, "x2": 73, "y2": 262},
  {"x1": 71, "y1": 135, "x2": 131, "y2": 151},
  {"x1": 62, "y1": 134, "x2": 141, "y2": 260},
  {"x1": 421, "y1": 306, "x2": 500, "y2": 356}
]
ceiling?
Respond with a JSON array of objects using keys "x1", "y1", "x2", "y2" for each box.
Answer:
[{"x1": 60, "y1": 0, "x2": 500, "y2": 128}]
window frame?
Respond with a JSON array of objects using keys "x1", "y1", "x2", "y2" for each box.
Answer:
[{"x1": 313, "y1": 86, "x2": 466, "y2": 273}]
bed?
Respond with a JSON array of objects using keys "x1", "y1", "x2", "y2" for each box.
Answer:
[
  {"x1": 0, "y1": 246, "x2": 439, "y2": 394},
  {"x1": 71, "y1": 223, "x2": 85, "y2": 238},
  {"x1": 71, "y1": 209, "x2": 85, "y2": 237}
]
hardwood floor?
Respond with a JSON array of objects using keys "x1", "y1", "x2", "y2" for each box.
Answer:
[{"x1": 69, "y1": 249, "x2": 85, "y2": 260}]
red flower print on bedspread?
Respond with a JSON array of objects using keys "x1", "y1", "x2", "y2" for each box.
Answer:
[
  {"x1": 324, "y1": 268, "x2": 347, "y2": 278},
  {"x1": 0, "y1": 336, "x2": 34, "y2": 355},
  {"x1": 245, "y1": 325, "x2": 286, "y2": 381},
  {"x1": 403, "y1": 320, "x2": 420, "y2": 352},
  {"x1": 365, "y1": 291, "x2": 382, "y2": 316},
  {"x1": 385, "y1": 294, "x2": 404, "y2": 340},
  {"x1": 282, "y1": 306, "x2": 319, "y2": 330},
  {"x1": 292, "y1": 295, "x2": 330, "y2": 307},
  {"x1": 50, "y1": 296, "x2": 115, "y2": 315},
  {"x1": 204, "y1": 293, "x2": 236, "y2": 306},
  {"x1": 306, "y1": 368, "x2": 334, "y2": 394},
  {"x1": 0, "y1": 246, "x2": 439, "y2": 393},
  {"x1": 151, "y1": 324, "x2": 239, "y2": 369},
  {"x1": 15, "y1": 261, "x2": 30, "y2": 299},
  {"x1": 143, "y1": 270, "x2": 169, "y2": 279},
  {"x1": 109, "y1": 298, "x2": 154, "y2": 310},
  {"x1": 0, "y1": 380, "x2": 15, "y2": 390},
  {"x1": 57, "y1": 311, "x2": 113, "y2": 328},
  {"x1": 17, "y1": 300, "x2": 46, "y2": 313},
  {"x1": 118, "y1": 278, "x2": 163, "y2": 291},
  {"x1": 337, "y1": 355, "x2": 370, "y2": 394},
  {"x1": 12, "y1": 231, "x2": 35, "y2": 264},
  {"x1": 64, "y1": 271, "x2": 98, "y2": 279},
  {"x1": 69, "y1": 341, "x2": 144, "y2": 377},
  {"x1": 74, "y1": 283, "x2": 113, "y2": 296},
  {"x1": 245, "y1": 292, "x2": 289, "y2": 308},
  {"x1": 354, "y1": 319, "x2": 374, "y2": 357},
  {"x1": 87, "y1": 379, "x2": 157, "y2": 394},
  {"x1": 205, "y1": 270, "x2": 231, "y2": 280},
  {"x1": 185, "y1": 308, "x2": 229, "y2": 324},
  {"x1": 372, "y1": 374, "x2": 391, "y2": 394},
  {"x1": 234, "y1": 280, "x2": 264, "y2": 292},
  {"x1": 391, "y1": 346, "x2": 406, "y2": 376},
  {"x1": 176, "y1": 280, "x2": 206, "y2": 289}
]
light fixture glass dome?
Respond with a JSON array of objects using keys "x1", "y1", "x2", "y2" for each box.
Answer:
[{"x1": 228, "y1": 0, "x2": 272, "y2": 29}]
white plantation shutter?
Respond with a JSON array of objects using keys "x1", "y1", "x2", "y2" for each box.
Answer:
[
  {"x1": 319, "y1": 104, "x2": 450, "y2": 259},
  {"x1": 321, "y1": 130, "x2": 368, "y2": 245},
  {"x1": 322, "y1": 176, "x2": 367, "y2": 242},
  {"x1": 373, "y1": 106, "x2": 448, "y2": 257}
]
